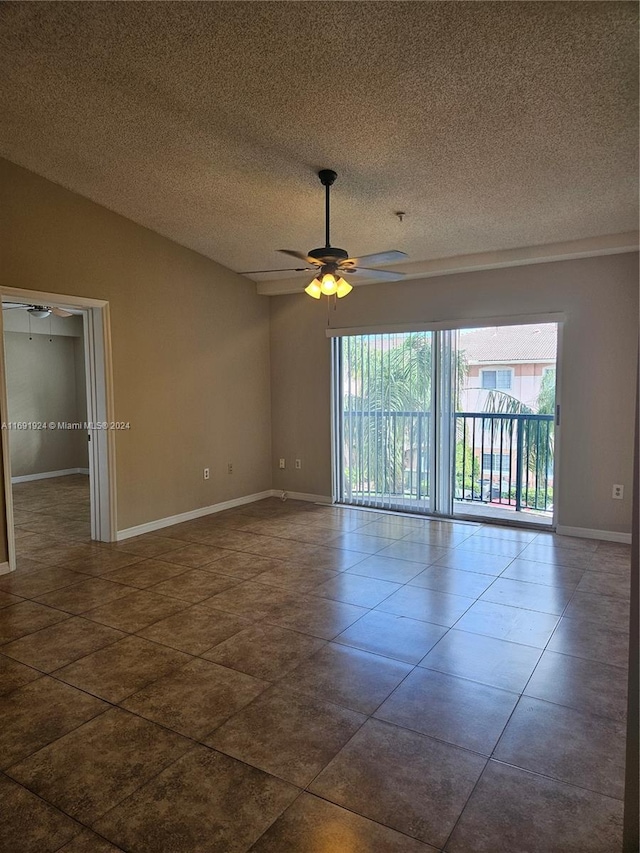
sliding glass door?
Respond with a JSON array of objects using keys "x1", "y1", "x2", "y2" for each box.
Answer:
[{"x1": 332, "y1": 322, "x2": 558, "y2": 526}]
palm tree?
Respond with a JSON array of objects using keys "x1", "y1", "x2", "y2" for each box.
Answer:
[
  {"x1": 481, "y1": 374, "x2": 555, "y2": 509},
  {"x1": 536, "y1": 368, "x2": 556, "y2": 414},
  {"x1": 344, "y1": 334, "x2": 432, "y2": 496}
]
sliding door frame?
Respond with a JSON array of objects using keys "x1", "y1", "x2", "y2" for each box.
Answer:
[{"x1": 329, "y1": 313, "x2": 564, "y2": 529}]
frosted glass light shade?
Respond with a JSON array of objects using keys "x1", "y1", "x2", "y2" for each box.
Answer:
[
  {"x1": 335, "y1": 277, "x2": 353, "y2": 298},
  {"x1": 305, "y1": 279, "x2": 322, "y2": 299},
  {"x1": 320, "y1": 273, "x2": 337, "y2": 295}
]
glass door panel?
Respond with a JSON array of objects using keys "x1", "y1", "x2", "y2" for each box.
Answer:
[
  {"x1": 453, "y1": 323, "x2": 557, "y2": 525},
  {"x1": 335, "y1": 331, "x2": 434, "y2": 513}
]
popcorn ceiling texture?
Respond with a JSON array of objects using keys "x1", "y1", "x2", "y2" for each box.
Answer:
[{"x1": 0, "y1": 1, "x2": 637, "y2": 279}]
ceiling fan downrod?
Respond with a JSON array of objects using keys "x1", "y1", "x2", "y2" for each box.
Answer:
[{"x1": 318, "y1": 169, "x2": 337, "y2": 249}]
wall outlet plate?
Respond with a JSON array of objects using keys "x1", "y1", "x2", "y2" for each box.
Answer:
[
  {"x1": 295, "y1": 459, "x2": 301, "y2": 469},
  {"x1": 203, "y1": 467, "x2": 210, "y2": 480},
  {"x1": 279, "y1": 458, "x2": 286, "y2": 469},
  {"x1": 227, "y1": 462, "x2": 233, "y2": 475},
  {"x1": 612, "y1": 484, "x2": 624, "y2": 499}
]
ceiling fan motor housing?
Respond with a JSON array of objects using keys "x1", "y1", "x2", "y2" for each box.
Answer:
[{"x1": 308, "y1": 246, "x2": 349, "y2": 263}]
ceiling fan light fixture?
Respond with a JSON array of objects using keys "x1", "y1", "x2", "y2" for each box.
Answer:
[
  {"x1": 305, "y1": 279, "x2": 322, "y2": 299},
  {"x1": 28, "y1": 308, "x2": 51, "y2": 319},
  {"x1": 335, "y1": 277, "x2": 353, "y2": 298},
  {"x1": 273, "y1": 170, "x2": 407, "y2": 300}
]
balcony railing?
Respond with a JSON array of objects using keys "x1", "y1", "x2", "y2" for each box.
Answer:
[
  {"x1": 455, "y1": 412, "x2": 554, "y2": 514},
  {"x1": 342, "y1": 410, "x2": 554, "y2": 514},
  {"x1": 342, "y1": 410, "x2": 432, "y2": 506}
]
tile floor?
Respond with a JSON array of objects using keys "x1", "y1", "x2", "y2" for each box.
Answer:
[{"x1": 0, "y1": 476, "x2": 631, "y2": 852}]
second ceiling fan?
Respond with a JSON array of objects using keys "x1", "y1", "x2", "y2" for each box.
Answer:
[
  {"x1": 243, "y1": 170, "x2": 408, "y2": 299},
  {"x1": 3, "y1": 303, "x2": 74, "y2": 319}
]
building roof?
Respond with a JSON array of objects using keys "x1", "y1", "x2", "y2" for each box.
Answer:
[{"x1": 459, "y1": 325, "x2": 557, "y2": 363}]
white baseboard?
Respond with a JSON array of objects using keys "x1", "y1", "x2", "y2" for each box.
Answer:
[
  {"x1": 11, "y1": 468, "x2": 89, "y2": 484},
  {"x1": 0, "y1": 561, "x2": 11, "y2": 576},
  {"x1": 271, "y1": 490, "x2": 333, "y2": 504},
  {"x1": 116, "y1": 490, "x2": 274, "y2": 541},
  {"x1": 555, "y1": 525, "x2": 632, "y2": 545}
]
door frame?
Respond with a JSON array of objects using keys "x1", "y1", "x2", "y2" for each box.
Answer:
[
  {"x1": 328, "y1": 313, "x2": 565, "y2": 529},
  {"x1": 0, "y1": 285, "x2": 117, "y2": 571}
]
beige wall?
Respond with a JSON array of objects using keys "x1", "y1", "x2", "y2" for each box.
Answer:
[
  {"x1": 0, "y1": 158, "x2": 271, "y2": 531},
  {"x1": 270, "y1": 252, "x2": 638, "y2": 535},
  {"x1": 1, "y1": 156, "x2": 636, "y2": 541},
  {"x1": 4, "y1": 331, "x2": 88, "y2": 476}
]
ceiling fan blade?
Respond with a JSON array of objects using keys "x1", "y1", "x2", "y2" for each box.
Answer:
[
  {"x1": 2, "y1": 302, "x2": 40, "y2": 309},
  {"x1": 341, "y1": 250, "x2": 407, "y2": 268},
  {"x1": 51, "y1": 307, "x2": 73, "y2": 318},
  {"x1": 345, "y1": 267, "x2": 406, "y2": 281},
  {"x1": 239, "y1": 267, "x2": 313, "y2": 274},
  {"x1": 278, "y1": 249, "x2": 324, "y2": 266}
]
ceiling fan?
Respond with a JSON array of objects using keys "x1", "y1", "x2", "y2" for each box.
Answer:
[
  {"x1": 3, "y1": 303, "x2": 74, "y2": 319},
  {"x1": 241, "y1": 170, "x2": 408, "y2": 299}
]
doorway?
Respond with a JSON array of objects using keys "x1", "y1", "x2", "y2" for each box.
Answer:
[
  {"x1": 3, "y1": 305, "x2": 91, "y2": 551},
  {"x1": 331, "y1": 319, "x2": 560, "y2": 527},
  {"x1": 0, "y1": 287, "x2": 116, "y2": 571}
]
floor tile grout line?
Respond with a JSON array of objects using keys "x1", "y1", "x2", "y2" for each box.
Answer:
[
  {"x1": 486, "y1": 756, "x2": 626, "y2": 802},
  {"x1": 4, "y1": 734, "x2": 206, "y2": 848},
  {"x1": 439, "y1": 754, "x2": 492, "y2": 852},
  {"x1": 1, "y1": 768, "x2": 123, "y2": 853},
  {"x1": 244, "y1": 787, "x2": 310, "y2": 853}
]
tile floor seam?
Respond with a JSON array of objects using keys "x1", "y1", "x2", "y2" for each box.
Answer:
[
  {"x1": 1, "y1": 769, "x2": 106, "y2": 851},
  {"x1": 284, "y1": 787, "x2": 442, "y2": 851},
  {"x1": 488, "y1": 746, "x2": 627, "y2": 802},
  {"x1": 1, "y1": 695, "x2": 198, "y2": 776},
  {"x1": 244, "y1": 788, "x2": 310, "y2": 853},
  {"x1": 44, "y1": 645, "x2": 198, "y2": 703},
  {"x1": 87, "y1": 740, "x2": 304, "y2": 842},
  {"x1": 5, "y1": 736, "x2": 210, "y2": 845},
  {"x1": 439, "y1": 756, "x2": 492, "y2": 852},
  {"x1": 0, "y1": 628, "x2": 129, "y2": 677}
]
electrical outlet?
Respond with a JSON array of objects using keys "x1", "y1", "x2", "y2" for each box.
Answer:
[
  {"x1": 279, "y1": 458, "x2": 286, "y2": 469},
  {"x1": 612, "y1": 484, "x2": 624, "y2": 500},
  {"x1": 227, "y1": 462, "x2": 233, "y2": 475},
  {"x1": 295, "y1": 459, "x2": 301, "y2": 469},
  {"x1": 203, "y1": 467, "x2": 210, "y2": 481}
]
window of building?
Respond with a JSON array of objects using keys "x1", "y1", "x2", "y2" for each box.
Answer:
[
  {"x1": 482, "y1": 452, "x2": 512, "y2": 472},
  {"x1": 481, "y1": 369, "x2": 512, "y2": 390}
]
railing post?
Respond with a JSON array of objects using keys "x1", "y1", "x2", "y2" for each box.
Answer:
[
  {"x1": 515, "y1": 417, "x2": 523, "y2": 513},
  {"x1": 416, "y1": 412, "x2": 423, "y2": 502}
]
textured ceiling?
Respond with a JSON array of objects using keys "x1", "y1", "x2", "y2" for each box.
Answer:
[{"x1": 1, "y1": 1, "x2": 637, "y2": 285}]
